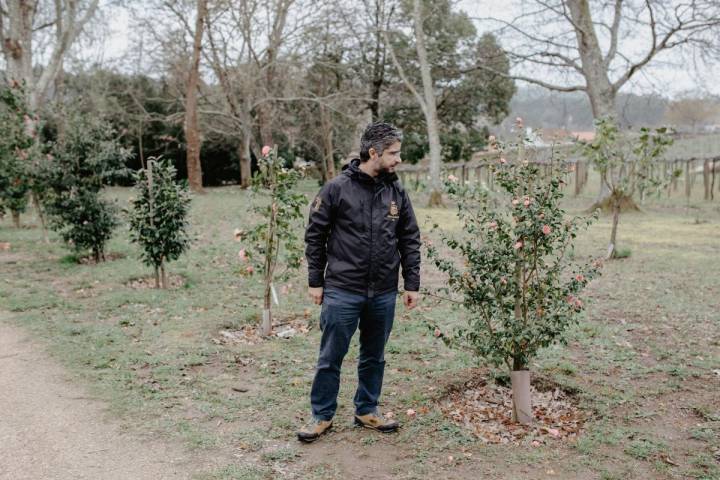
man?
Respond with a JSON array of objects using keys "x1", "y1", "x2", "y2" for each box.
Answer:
[{"x1": 297, "y1": 122, "x2": 421, "y2": 443}]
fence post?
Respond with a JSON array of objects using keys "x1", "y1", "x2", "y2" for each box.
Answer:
[{"x1": 703, "y1": 159, "x2": 711, "y2": 201}]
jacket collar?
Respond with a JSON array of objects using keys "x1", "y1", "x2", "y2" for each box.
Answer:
[{"x1": 342, "y1": 158, "x2": 398, "y2": 185}]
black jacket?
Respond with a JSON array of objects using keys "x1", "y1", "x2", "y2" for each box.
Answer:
[{"x1": 304, "y1": 158, "x2": 421, "y2": 297}]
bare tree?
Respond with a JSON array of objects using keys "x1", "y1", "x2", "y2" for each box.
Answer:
[
  {"x1": 476, "y1": 1, "x2": 720, "y2": 120},
  {"x1": 0, "y1": 0, "x2": 100, "y2": 112},
  {"x1": 204, "y1": 0, "x2": 322, "y2": 186},
  {"x1": 184, "y1": 0, "x2": 208, "y2": 193},
  {"x1": 664, "y1": 96, "x2": 720, "y2": 133}
]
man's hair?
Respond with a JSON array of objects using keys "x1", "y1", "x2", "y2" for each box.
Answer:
[{"x1": 359, "y1": 122, "x2": 403, "y2": 162}]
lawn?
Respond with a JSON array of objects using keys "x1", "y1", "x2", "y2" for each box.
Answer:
[{"x1": 1, "y1": 176, "x2": 719, "y2": 480}]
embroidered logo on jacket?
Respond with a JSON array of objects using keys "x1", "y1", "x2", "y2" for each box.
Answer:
[
  {"x1": 387, "y1": 201, "x2": 400, "y2": 220},
  {"x1": 313, "y1": 196, "x2": 322, "y2": 212}
]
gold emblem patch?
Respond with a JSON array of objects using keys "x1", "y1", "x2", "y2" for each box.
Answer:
[
  {"x1": 388, "y1": 201, "x2": 399, "y2": 219},
  {"x1": 313, "y1": 196, "x2": 322, "y2": 212}
]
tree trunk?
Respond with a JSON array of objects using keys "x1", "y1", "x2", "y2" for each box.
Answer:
[
  {"x1": 160, "y1": 260, "x2": 167, "y2": 289},
  {"x1": 3, "y1": 0, "x2": 99, "y2": 114},
  {"x1": 261, "y1": 202, "x2": 278, "y2": 337},
  {"x1": 239, "y1": 129, "x2": 252, "y2": 188},
  {"x1": 574, "y1": 161, "x2": 583, "y2": 196},
  {"x1": 154, "y1": 266, "x2": 160, "y2": 289},
  {"x1": 11, "y1": 210, "x2": 20, "y2": 228},
  {"x1": 703, "y1": 159, "x2": 711, "y2": 201},
  {"x1": 607, "y1": 194, "x2": 621, "y2": 259},
  {"x1": 711, "y1": 158, "x2": 717, "y2": 201},
  {"x1": 320, "y1": 104, "x2": 336, "y2": 181},
  {"x1": 412, "y1": 0, "x2": 443, "y2": 207},
  {"x1": 685, "y1": 160, "x2": 692, "y2": 201},
  {"x1": 31, "y1": 191, "x2": 49, "y2": 243},
  {"x1": 183, "y1": 0, "x2": 207, "y2": 194}
]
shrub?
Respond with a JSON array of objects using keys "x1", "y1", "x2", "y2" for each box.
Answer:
[
  {"x1": 128, "y1": 158, "x2": 191, "y2": 288},
  {"x1": 234, "y1": 145, "x2": 306, "y2": 336},
  {"x1": 0, "y1": 85, "x2": 35, "y2": 227},
  {"x1": 42, "y1": 114, "x2": 131, "y2": 262},
  {"x1": 427, "y1": 132, "x2": 600, "y2": 423}
]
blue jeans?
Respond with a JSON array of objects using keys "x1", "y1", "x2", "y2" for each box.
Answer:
[{"x1": 310, "y1": 287, "x2": 397, "y2": 421}]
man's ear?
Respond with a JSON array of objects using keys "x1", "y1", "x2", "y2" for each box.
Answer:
[{"x1": 368, "y1": 147, "x2": 377, "y2": 161}]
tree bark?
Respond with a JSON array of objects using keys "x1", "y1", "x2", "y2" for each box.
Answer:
[
  {"x1": 11, "y1": 210, "x2": 20, "y2": 228},
  {"x1": 183, "y1": 0, "x2": 207, "y2": 193},
  {"x1": 160, "y1": 261, "x2": 167, "y2": 289},
  {"x1": 608, "y1": 194, "x2": 621, "y2": 259},
  {"x1": 320, "y1": 104, "x2": 336, "y2": 181},
  {"x1": 412, "y1": 0, "x2": 443, "y2": 207},
  {"x1": 261, "y1": 202, "x2": 278, "y2": 337},
  {"x1": 239, "y1": 128, "x2": 252, "y2": 188},
  {"x1": 1, "y1": 0, "x2": 99, "y2": 113}
]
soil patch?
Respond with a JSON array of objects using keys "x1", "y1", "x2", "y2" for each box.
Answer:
[
  {"x1": 439, "y1": 373, "x2": 585, "y2": 445},
  {"x1": 212, "y1": 318, "x2": 313, "y2": 345},
  {"x1": 73, "y1": 252, "x2": 126, "y2": 264},
  {"x1": 125, "y1": 273, "x2": 187, "y2": 289}
]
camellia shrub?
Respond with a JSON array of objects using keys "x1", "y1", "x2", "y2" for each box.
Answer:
[
  {"x1": 235, "y1": 145, "x2": 306, "y2": 336},
  {"x1": 128, "y1": 158, "x2": 191, "y2": 288},
  {"x1": 42, "y1": 114, "x2": 131, "y2": 262},
  {"x1": 427, "y1": 139, "x2": 600, "y2": 424},
  {"x1": 0, "y1": 85, "x2": 35, "y2": 227}
]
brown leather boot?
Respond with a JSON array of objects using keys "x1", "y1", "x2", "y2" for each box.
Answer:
[
  {"x1": 296, "y1": 417, "x2": 333, "y2": 443},
  {"x1": 354, "y1": 411, "x2": 399, "y2": 433}
]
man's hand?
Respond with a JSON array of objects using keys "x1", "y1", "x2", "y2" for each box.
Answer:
[
  {"x1": 309, "y1": 286, "x2": 324, "y2": 305},
  {"x1": 403, "y1": 291, "x2": 419, "y2": 309}
]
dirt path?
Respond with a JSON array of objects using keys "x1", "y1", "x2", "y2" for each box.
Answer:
[{"x1": 0, "y1": 319, "x2": 214, "y2": 480}]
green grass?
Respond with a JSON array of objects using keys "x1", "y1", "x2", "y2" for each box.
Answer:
[{"x1": 2, "y1": 175, "x2": 720, "y2": 479}]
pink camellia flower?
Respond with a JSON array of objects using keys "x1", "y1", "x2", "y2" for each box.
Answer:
[
  {"x1": 245, "y1": 265, "x2": 254, "y2": 274},
  {"x1": 575, "y1": 274, "x2": 585, "y2": 282},
  {"x1": 574, "y1": 298, "x2": 583, "y2": 308},
  {"x1": 488, "y1": 135, "x2": 496, "y2": 143},
  {"x1": 566, "y1": 294, "x2": 575, "y2": 305},
  {"x1": 261, "y1": 145, "x2": 271, "y2": 157},
  {"x1": 238, "y1": 249, "x2": 247, "y2": 261},
  {"x1": 233, "y1": 228, "x2": 243, "y2": 241},
  {"x1": 523, "y1": 199, "x2": 531, "y2": 207},
  {"x1": 538, "y1": 213, "x2": 545, "y2": 220},
  {"x1": 511, "y1": 198, "x2": 520, "y2": 206},
  {"x1": 448, "y1": 174, "x2": 458, "y2": 183},
  {"x1": 434, "y1": 327, "x2": 442, "y2": 338},
  {"x1": 500, "y1": 277, "x2": 507, "y2": 285},
  {"x1": 500, "y1": 157, "x2": 507, "y2": 164},
  {"x1": 406, "y1": 408, "x2": 417, "y2": 418},
  {"x1": 542, "y1": 225, "x2": 552, "y2": 235},
  {"x1": 513, "y1": 241, "x2": 523, "y2": 250},
  {"x1": 488, "y1": 221, "x2": 498, "y2": 230}
]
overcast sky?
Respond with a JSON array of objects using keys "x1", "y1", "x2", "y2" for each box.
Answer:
[{"x1": 97, "y1": 1, "x2": 719, "y2": 99}]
